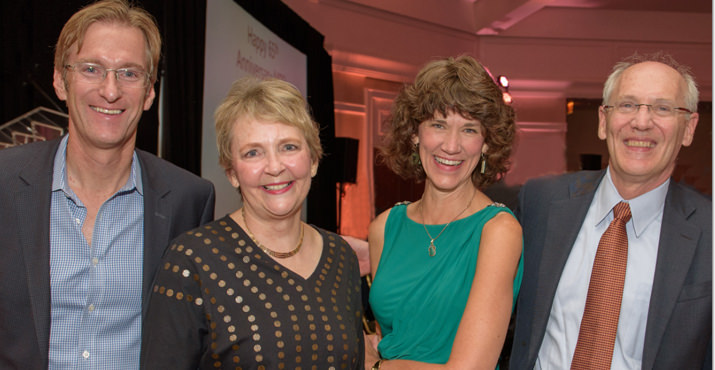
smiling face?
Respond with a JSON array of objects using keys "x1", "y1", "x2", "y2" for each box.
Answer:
[
  {"x1": 414, "y1": 111, "x2": 487, "y2": 193},
  {"x1": 598, "y1": 61, "x2": 698, "y2": 196},
  {"x1": 226, "y1": 118, "x2": 317, "y2": 221},
  {"x1": 53, "y1": 22, "x2": 155, "y2": 152}
]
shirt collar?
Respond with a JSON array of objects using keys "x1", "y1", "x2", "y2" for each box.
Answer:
[
  {"x1": 593, "y1": 168, "x2": 669, "y2": 237},
  {"x1": 51, "y1": 135, "x2": 144, "y2": 197}
]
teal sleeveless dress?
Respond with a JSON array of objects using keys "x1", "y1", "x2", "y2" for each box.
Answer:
[{"x1": 369, "y1": 202, "x2": 523, "y2": 364}]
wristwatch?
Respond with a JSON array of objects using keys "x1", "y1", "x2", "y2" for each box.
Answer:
[{"x1": 371, "y1": 359, "x2": 383, "y2": 369}]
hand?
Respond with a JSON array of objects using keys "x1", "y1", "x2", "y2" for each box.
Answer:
[
  {"x1": 364, "y1": 332, "x2": 381, "y2": 370},
  {"x1": 342, "y1": 235, "x2": 371, "y2": 276}
]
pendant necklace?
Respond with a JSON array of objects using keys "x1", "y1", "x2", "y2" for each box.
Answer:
[
  {"x1": 242, "y1": 207, "x2": 304, "y2": 258},
  {"x1": 420, "y1": 190, "x2": 474, "y2": 257}
]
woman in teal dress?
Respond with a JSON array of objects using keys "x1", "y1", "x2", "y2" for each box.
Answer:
[{"x1": 367, "y1": 56, "x2": 523, "y2": 369}]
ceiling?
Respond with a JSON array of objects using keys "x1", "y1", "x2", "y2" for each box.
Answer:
[
  {"x1": 337, "y1": 0, "x2": 711, "y2": 41},
  {"x1": 283, "y1": 0, "x2": 712, "y2": 98}
]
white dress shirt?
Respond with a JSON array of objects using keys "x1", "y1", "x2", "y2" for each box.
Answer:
[{"x1": 536, "y1": 169, "x2": 668, "y2": 369}]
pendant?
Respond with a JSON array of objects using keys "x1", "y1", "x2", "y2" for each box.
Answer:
[{"x1": 428, "y1": 240, "x2": 436, "y2": 257}]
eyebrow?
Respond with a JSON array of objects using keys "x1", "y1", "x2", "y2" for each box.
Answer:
[
  {"x1": 617, "y1": 95, "x2": 678, "y2": 105},
  {"x1": 75, "y1": 59, "x2": 146, "y2": 70},
  {"x1": 431, "y1": 117, "x2": 480, "y2": 125},
  {"x1": 237, "y1": 136, "x2": 304, "y2": 150}
]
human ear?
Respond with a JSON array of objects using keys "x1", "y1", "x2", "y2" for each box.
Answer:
[
  {"x1": 597, "y1": 106, "x2": 608, "y2": 141},
  {"x1": 226, "y1": 168, "x2": 240, "y2": 188},
  {"x1": 681, "y1": 112, "x2": 699, "y2": 147},
  {"x1": 53, "y1": 69, "x2": 68, "y2": 101},
  {"x1": 143, "y1": 85, "x2": 156, "y2": 111},
  {"x1": 311, "y1": 160, "x2": 318, "y2": 178}
]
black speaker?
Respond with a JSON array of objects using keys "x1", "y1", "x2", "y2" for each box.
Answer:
[{"x1": 334, "y1": 137, "x2": 359, "y2": 183}]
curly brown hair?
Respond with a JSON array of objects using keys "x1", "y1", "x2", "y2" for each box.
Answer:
[{"x1": 380, "y1": 55, "x2": 516, "y2": 188}]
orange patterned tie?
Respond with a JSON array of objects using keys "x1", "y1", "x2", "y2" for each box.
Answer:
[{"x1": 571, "y1": 201, "x2": 632, "y2": 370}]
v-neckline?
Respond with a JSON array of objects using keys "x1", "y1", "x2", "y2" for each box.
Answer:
[{"x1": 225, "y1": 215, "x2": 325, "y2": 282}]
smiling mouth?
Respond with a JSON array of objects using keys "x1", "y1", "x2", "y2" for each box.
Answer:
[
  {"x1": 264, "y1": 182, "x2": 292, "y2": 191},
  {"x1": 435, "y1": 156, "x2": 463, "y2": 166},
  {"x1": 92, "y1": 106, "x2": 123, "y2": 115},
  {"x1": 625, "y1": 139, "x2": 655, "y2": 148}
]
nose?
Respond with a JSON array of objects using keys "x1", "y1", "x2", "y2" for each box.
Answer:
[
  {"x1": 631, "y1": 104, "x2": 654, "y2": 131},
  {"x1": 265, "y1": 150, "x2": 285, "y2": 176},
  {"x1": 97, "y1": 71, "x2": 122, "y2": 102},
  {"x1": 442, "y1": 128, "x2": 461, "y2": 154}
]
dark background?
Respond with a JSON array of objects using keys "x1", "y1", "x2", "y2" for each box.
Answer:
[{"x1": 0, "y1": 0, "x2": 340, "y2": 231}]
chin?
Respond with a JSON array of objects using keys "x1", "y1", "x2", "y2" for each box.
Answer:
[{"x1": 263, "y1": 204, "x2": 302, "y2": 217}]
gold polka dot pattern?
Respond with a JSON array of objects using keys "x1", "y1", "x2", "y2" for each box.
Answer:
[{"x1": 143, "y1": 216, "x2": 364, "y2": 369}]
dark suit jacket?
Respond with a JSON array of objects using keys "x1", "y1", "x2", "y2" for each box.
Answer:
[
  {"x1": 0, "y1": 138, "x2": 216, "y2": 369},
  {"x1": 510, "y1": 170, "x2": 712, "y2": 370}
]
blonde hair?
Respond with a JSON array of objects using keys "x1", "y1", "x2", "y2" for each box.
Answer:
[
  {"x1": 54, "y1": 0, "x2": 161, "y2": 83},
  {"x1": 214, "y1": 77, "x2": 323, "y2": 171}
]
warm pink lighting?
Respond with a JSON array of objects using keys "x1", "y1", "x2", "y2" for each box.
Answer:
[
  {"x1": 503, "y1": 91, "x2": 513, "y2": 105},
  {"x1": 498, "y1": 75, "x2": 509, "y2": 88}
]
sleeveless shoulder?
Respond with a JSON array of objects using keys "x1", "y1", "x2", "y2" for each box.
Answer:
[{"x1": 486, "y1": 201, "x2": 515, "y2": 219}]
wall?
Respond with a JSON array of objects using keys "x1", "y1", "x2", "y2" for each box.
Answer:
[
  {"x1": 333, "y1": 71, "x2": 404, "y2": 238},
  {"x1": 281, "y1": 0, "x2": 712, "y2": 237}
]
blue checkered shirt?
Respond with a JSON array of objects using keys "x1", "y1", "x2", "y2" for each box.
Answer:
[{"x1": 48, "y1": 136, "x2": 144, "y2": 369}]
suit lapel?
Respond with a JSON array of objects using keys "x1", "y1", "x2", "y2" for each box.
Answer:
[
  {"x1": 641, "y1": 183, "x2": 700, "y2": 369},
  {"x1": 137, "y1": 151, "x2": 172, "y2": 316},
  {"x1": 529, "y1": 171, "x2": 603, "y2": 359},
  {"x1": 14, "y1": 140, "x2": 60, "y2": 363}
]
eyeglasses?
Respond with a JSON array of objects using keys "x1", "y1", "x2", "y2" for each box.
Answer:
[
  {"x1": 65, "y1": 62, "x2": 150, "y2": 87},
  {"x1": 603, "y1": 101, "x2": 693, "y2": 118}
]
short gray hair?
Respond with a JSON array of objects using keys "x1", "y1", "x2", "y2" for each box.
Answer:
[{"x1": 602, "y1": 52, "x2": 698, "y2": 112}]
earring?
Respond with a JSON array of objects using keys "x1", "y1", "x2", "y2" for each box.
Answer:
[
  {"x1": 480, "y1": 153, "x2": 487, "y2": 174},
  {"x1": 411, "y1": 142, "x2": 421, "y2": 166}
]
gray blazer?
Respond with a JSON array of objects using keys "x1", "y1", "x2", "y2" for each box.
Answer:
[
  {"x1": 510, "y1": 170, "x2": 711, "y2": 370},
  {"x1": 0, "y1": 138, "x2": 215, "y2": 369}
]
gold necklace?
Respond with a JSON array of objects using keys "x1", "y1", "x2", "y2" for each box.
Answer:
[
  {"x1": 241, "y1": 207, "x2": 304, "y2": 259},
  {"x1": 420, "y1": 192, "x2": 474, "y2": 257}
]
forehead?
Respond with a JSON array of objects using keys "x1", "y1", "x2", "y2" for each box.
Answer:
[
  {"x1": 615, "y1": 61, "x2": 685, "y2": 102},
  {"x1": 232, "y1": 118, "x2": 304, "y2": 143},
  {"x1": 430, "y1": 110, "x2": 482, "y2": 127},
  {"x1": 433, "y1": 110, "x2": 475, "y2": 121},
  {"x1": 72, "y1": 22, "x2": 148, "y2": 65}
]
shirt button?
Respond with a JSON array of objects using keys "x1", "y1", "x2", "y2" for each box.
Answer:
[
  {"x1": 75, "y1": 218, "x2": 81, "y2": 225},
  {"x1": 82, "y1": 350, "x2": 90, "y2": 359},
  {"x1": 88, "y1": 304, "x2": 95, "y2": 312},
  {"x1": 92, "y1": 257, "x2": 99, "y2": 265}
]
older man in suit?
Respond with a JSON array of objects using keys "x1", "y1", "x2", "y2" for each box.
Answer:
[
  {"x1": 510, "y1": 53, "x2": 711, "y2": 370},
  {"x1": 0, "y1": 1, "x2": 214, "y2": 369}
]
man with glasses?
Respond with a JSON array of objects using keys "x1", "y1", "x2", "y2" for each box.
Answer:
[
  {"x1": 510, "y1": 53, "x2": 710, "y2": 369},
  {"x1": 0, "y1": 1, "x2": 215, "y2": 368}
]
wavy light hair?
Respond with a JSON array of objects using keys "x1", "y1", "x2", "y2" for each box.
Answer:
[
  {"x1": 54, "y1": 0, "x2": 161, "y2": 83},
  {"x1": 214, "y1": 77, "x2": 323, "y2": 172}
]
